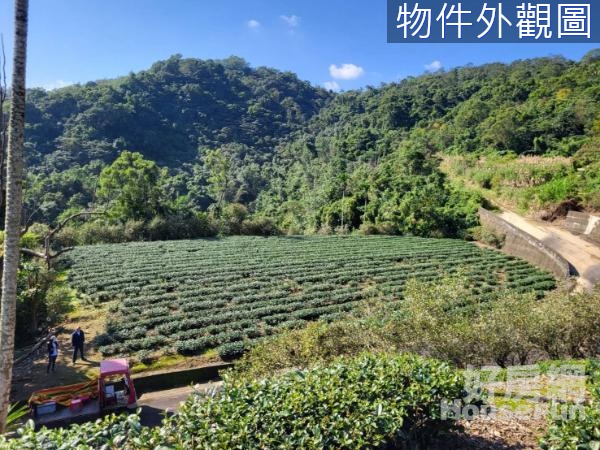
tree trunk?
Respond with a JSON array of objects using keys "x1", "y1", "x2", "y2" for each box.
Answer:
[
  {"x1": 0, "y1": 0, "x2": 29, "y2": 433},
  {"x1": 0, "y1": 36, "x2": 7, "y2": 213}
]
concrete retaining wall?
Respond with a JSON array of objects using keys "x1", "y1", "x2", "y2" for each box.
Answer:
[
  {"x1": 132, "y1": 362, "x2": 233, "y2": 395},
  {"x1": 478, "y1": 208, "x2": 572, "y2": 279},
  {"x1": 565, "y1": 211, "x2": 600, "y2": 245}
]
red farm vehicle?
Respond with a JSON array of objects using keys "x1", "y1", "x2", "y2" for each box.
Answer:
[{"x1": 28, "y1": 359, "x2": 137, "y2": 427}]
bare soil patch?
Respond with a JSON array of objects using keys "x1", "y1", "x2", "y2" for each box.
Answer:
[{"x1": 11, "y1": 302, "x2": 221, "y2": 402}]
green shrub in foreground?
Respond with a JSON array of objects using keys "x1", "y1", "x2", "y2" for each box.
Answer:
[
  {"x1": 1, "y1": 353, "x2": 466, "y2": 449},
  {"x1": 160, "y1": 353, "x2": 466, "y2": 449},
  {"x1": 0, "y1": 413, "x2": 145, "y2": 450},
  {"x1": 540, "y1": 360, "x2": 600, "y2": 450},
  {"x1": 540, "y1": 407, "x2": 600, "y2": 450}
]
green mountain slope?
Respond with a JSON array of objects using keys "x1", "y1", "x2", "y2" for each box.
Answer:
[
  {"x1": 254, "y1": 52, "x2": 599, "y2": 231},
  {"x1": 25, "y1": 54, "x2": 331, "y2": 171},
  {"x1": 22, "y1": 51, "x2": 600, "y2": 234}
]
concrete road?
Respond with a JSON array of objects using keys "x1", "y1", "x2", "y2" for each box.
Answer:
[
  {"x1": 500, "y1": 211, "x2": 600, "y2": 291},
  {"x1": 137, "y1": 381, "x2": 223, "y2": 426}
]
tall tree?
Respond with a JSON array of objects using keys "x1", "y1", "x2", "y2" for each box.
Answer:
[
  {"x1": 204, "y1": 148, "x2": 232, "y2": 211},
  {"x1": 0, "y1": 0, "x2": 29, "y2": 433},
  {"x1": 0, "y1": 35, "x2": 7, "y2": 208},
  {"x1": 97, "y1": 151, "x2": 164, "y2": 222}
]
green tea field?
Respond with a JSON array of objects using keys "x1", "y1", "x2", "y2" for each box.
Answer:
[{"x1": 65, "y1": 236, "x2": 556, "y2": 359}]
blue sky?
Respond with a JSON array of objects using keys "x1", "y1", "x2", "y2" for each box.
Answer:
[{"x1": 0, "y1": 0, "x2": 597, "y2": 91}]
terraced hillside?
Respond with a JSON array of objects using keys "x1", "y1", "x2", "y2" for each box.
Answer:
[{"x1": 64, "y1": 236, "x2": 556, "y2": 359}]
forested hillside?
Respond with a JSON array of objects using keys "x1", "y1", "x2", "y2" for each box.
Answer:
[
  {"x1": 23, "y1": 55, "x2": 331, "y2": 223},
  {"x1": 26, "y1": 54, "x2": 330, "y2": 169},
  {"x1": 256, "y1": 51, "x2": 600, "y2": 232},
  {"x1": 22, "y1": 50, "x2": 600, "y2": 237}
]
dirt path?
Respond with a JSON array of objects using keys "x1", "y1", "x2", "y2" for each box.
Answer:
[
  {"x1": 11, "y1": 306, "x2": 108, "y2": 402},
  {"x1": 499, "y1": 211, "x2": 600, "y2": 291},
  {"x1": 11, "y1": 300, "x2": 222, "y2": 402}
]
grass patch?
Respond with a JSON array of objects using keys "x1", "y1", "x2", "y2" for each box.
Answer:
[
  {"x1": 130, "y1": 354, "x2": 187, "y2": 373},
  {"x1": 441, "y1": 153, "x2": 593, "y2": 214}
]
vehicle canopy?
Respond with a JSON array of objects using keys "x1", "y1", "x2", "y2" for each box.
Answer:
[
  {"x1": 100, "y1": 358, "x2": 130, "y2": 377},
  {"x1": 98, "y1": 358, "x2": 137, "y2": 408}
]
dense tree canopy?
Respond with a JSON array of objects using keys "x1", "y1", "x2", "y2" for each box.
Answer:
[
  {"x1": 97, "y1": 151, "x2": 165, "y2": 222},
  {"x1": 18, "y1": 51, "x2": 600, "y2": 236},
  {"x1": 24, "y1": 55, "x2": 330, "y2": 171}
]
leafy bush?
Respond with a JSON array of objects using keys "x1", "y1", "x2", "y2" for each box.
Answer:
[
  {"x1": 135, "y1": 350, "x2": 154, "y2": 365},
  {"x1": 380, "y1": 276, "x2": 542, "y2": 368},
  {"x1": 44, "y1": 284, "x2": 76, "y2": 325},
  {"x1": 219, "y1": 203, "x2": 249, "y2": 235},
  {"x1": 218, "y1": 341, "x2": 249, "y2": 359},
  {"x1": 541, "y1": 406, "x2": 600, "y2": 450},
  {"x1": 469, "y1": 225, "x2": 506, "y2": 248},
  {"x1": 382, "y1": 280, "x2": 600, "y2": 367},
  {"x1": 164, "y1": 353, "x2": 466, "y2": 449},
  {"x1": 236, "y1": 321, "x2": 385, "y2": 379},
  {"x1": 2, "y1": 354, "x2": 467, "y2": 449},
  {"x1": 0, "y1": 413, "x2": 147, "y2": 449},
  {"x1": 16, "y1": 262, "x2": 73, "y2": 339},
  {"x1": 535, "y1": 174, "x2": 580, "y2": 206},
  {"x1": 146, "y1": 212, "x2": 216, "y2": 241},
  {"x1": 530, "y1": 289, "x2": 600, "y2": 359},
  {"x1": 357, "y1": 221, "x2": 396, "y2": 235},
  {"x1": 540, "y1": 360, "x2": 600, "y2": 450},
  {"x1": 239, "y1": 216, "x2": 280, "y2": 236},
  {"x1": 122, "y1": 219, "x2": 146, "y2": 241}
]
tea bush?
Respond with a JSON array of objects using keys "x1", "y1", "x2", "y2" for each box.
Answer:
[
  {"x1": 65, "y1": 236, "x2": 556, "y2": 358},
  {"x1": 236, "y1": 279, "x2": 600, "y2": 378},
  {"x1": 1, "y1": 353, "x2": 467, "y2": 449},
  {"x1": 162, "y1": 353, "x2": 466, "y2": 449},
  {"x1": 540, "y1": 360, "x2": 600, "y2": 450},
  {"x1": 469, "y1": 225, "x2": 505, "y2": 248},
  {"x1": 0, "y1": 413, "x2": 146, "y2": 449}
]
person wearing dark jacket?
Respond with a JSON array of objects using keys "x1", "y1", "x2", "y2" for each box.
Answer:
[
  {"x1": 71, "y1": 327, "x2": 86, "y2": 363},
  {"x1": 47, "y1": 336, "x2": 59, "y2": 373}
]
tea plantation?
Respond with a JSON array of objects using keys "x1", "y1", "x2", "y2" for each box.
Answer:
[{"x1": 64, "y1": 236, "x2": 556, "y2": 358}]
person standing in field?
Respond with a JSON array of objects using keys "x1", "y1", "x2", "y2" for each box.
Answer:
[
  {"x1": 71, "y1": 327, "x2": 86, "y2": 363},
  {"x1": 46, "y1": 336, "x2": 59, "y2": 374}
]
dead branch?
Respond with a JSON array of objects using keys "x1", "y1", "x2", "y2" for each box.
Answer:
[
  {"x1": 47, "y1": 246, "x2": 74, "y2": 260},
  {"x1": 47, "y1": 210, "x2": 104, "y2": 240},
  {"x1": 20, "y1": 203, "x2": 45, "y2": 236},
  {"x1": 20, "y1": 210, "x2": 106, "y2": 268},
  {"x1": 19, "y1": 248, "x2": 45, "y2": 259}
]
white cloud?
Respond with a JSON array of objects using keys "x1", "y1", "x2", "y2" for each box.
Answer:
[
  {"x1": 329, "y1": 63, "x2": 365, "y2": 80},
  {"x1": 425, "y1": 60, "x2": 443, "y2": 71},
  {"x1": 323, "y1": 81, "x2": 340, "y2": 92},
  {"x1": 247, "y1": 19, "x2": 261, "y2": 30},
  {"x1": 42, "y1": 80, "x2": 73, "y2": 90},
  {"x1": 281, "y1": 15, "x2": 300, "y2": 27}
]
